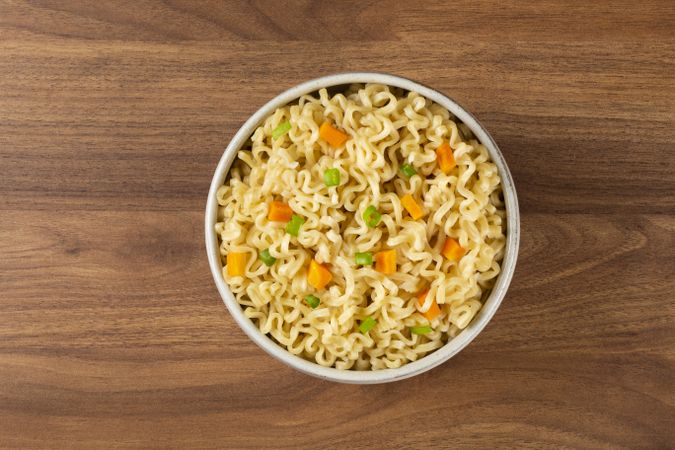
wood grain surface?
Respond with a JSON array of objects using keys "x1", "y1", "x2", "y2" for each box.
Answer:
[{"x1": 1, "y1": 1, "x2": 674, "y2": 448}]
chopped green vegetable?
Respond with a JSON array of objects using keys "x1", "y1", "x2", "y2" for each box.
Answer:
[
  {"x1": 285, "y1": 214, "x2": 305, "y2": 237},
  {"x1": 305, "y1": 294, "x2": 320, "y2": 309},
  {"x1": 272, "y1": 121, "x2": 292, "y2": 140},
  {"x1": 410, "y1": 325, "x2": 433, "y2": 335},
  {"x1": 363, "y1": 205, "x2": 381, "y2": 228},
  {"x1": 359, "y1": 317, "x2": 377, "y2": 333},
  {"x1": 259, "y1": 248, "x2": 276, "y2": 267},
  {"x1": 400, "y1": 163, "x2": 416, "y2": 178},
  {"x1": 355, "y1": 252, "x2": 373, "y2": 266},
  {"x1": 324, "y1": 168, "x2": 340, "y2": 187}
]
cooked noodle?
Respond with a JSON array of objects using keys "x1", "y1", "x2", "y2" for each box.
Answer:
[{"x1": 216, "y1": 84, "x2": 505, "y2": 370}]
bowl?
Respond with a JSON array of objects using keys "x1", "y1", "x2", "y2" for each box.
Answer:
[{"x1": 205, "y1": 72, "x2": 519, "y2": 384}]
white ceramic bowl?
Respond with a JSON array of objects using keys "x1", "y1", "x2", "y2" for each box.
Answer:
[{"x1": 205, "y1": 72, "x2": 519, "y2": 384}]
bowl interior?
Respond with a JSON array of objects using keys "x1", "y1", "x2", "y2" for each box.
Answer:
[{"x1": 205, "y1": 72, "x2": 519, "y2": 384}]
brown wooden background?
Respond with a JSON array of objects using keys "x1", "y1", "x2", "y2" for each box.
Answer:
[{"x1": 1, "y1": 1, "x2": 674, "y2": 448}]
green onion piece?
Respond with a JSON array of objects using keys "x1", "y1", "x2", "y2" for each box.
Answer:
[
  {"x1": 359, "y1": 317, "x2": 377, "y2": 333},
  {"x1": 363, "y1": 205, "x2": 381, "y2": 228},
  {"x1": 259, "y1": 248, "x2": 276, "y2": 267},
  {"x1": 272, "y1": 121, "x2": 292, "y2": 140},
  {"x1": 305, "y1": 294, "x2": 320, "y2": 309},
  {"x1": 355, "y1": 252, "x2": 373, "y2": 266},
  {"x1": 285, "y1": 214, "x2": 305, "y2": 237},
  {"x1": 324, "y1": 168, "x2": 340, "y2": 187},
  {"x1": 410, "y1": 325, "x2": 433, "y2": 335},
  {"x1": 400, "y1": 163, "x2": 416, "y2": 178}
]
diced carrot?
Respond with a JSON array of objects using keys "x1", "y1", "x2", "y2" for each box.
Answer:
[
  {"x1": 374, "y1": 249, "x2": 397, "y2": 274},
  {"x1": 319, "y1": 122, "x2": 349, "y2": 147},
  {"x1": 417, "y1": 289, "x2": 441, "y2": 321},
  {"x1": 308, "y1": 259, "x2": 332, "y2": 290},
  {"x1": 226, "y1": 252, "x2": 247, "y2": 277},
  {"x1": 400, "y1": 194, "x2": 425, "y2": 220},
  {"x1": 268, "y1": 201, "x2": 293, "y2": 222},
  {"x1": 442, "y1": 237, "x2": 466, "y2": 262},
  {"x1": 436, "y1": 142, "x2": 456, "y2": 174}
]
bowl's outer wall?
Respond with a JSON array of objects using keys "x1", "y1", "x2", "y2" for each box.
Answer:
[{"x1": 205, "y1": 73, "x2": 520, "y2": 384}]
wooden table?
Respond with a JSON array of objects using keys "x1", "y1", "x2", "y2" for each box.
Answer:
[{"x1": 1, "y1": 1, "x2": 674, "y2": 448}]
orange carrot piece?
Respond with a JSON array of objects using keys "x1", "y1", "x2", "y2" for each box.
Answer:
[
  {"x1": 307, "y1": 260, "x2": 332, "y2": 290},
  {"x1": 442, "y1": 237, "x2": 466, "y2": 262},
  {"x1": 436, "y1": 142, "x2": 456, "y2": 174},
  {"x1": 319, "y1": 122, "x2": 349, "y2": 147},
  {"x1": 374, "y1": 249, "x2": 397, "y2": 274},
  {"x1": 417, "y1": 289, "x2": 441, "y2": 321},
  {"x1": 226, "y1": 252, "x2": 247, "y2": 277},
  {"x1": 400, "y1": 194, "x2": 425, "y2": 220},
  {"x1": 268, "y1": 201, "x2": 293, "y2": 222}
]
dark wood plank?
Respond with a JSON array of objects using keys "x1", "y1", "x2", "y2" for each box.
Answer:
[
  {"x1": 0, "y1": 1, "x2": 673, "y2": 448},
  {"x1": 1, "y1": 40, "x2": 673, "y2": 213},
  {"x1": 1, "y1": 210, "x2": 673, "y2": 447}
]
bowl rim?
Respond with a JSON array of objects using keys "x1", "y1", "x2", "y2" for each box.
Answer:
[{"x1": 205, "y1": 72, "x2": 520, "y2": 384}]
